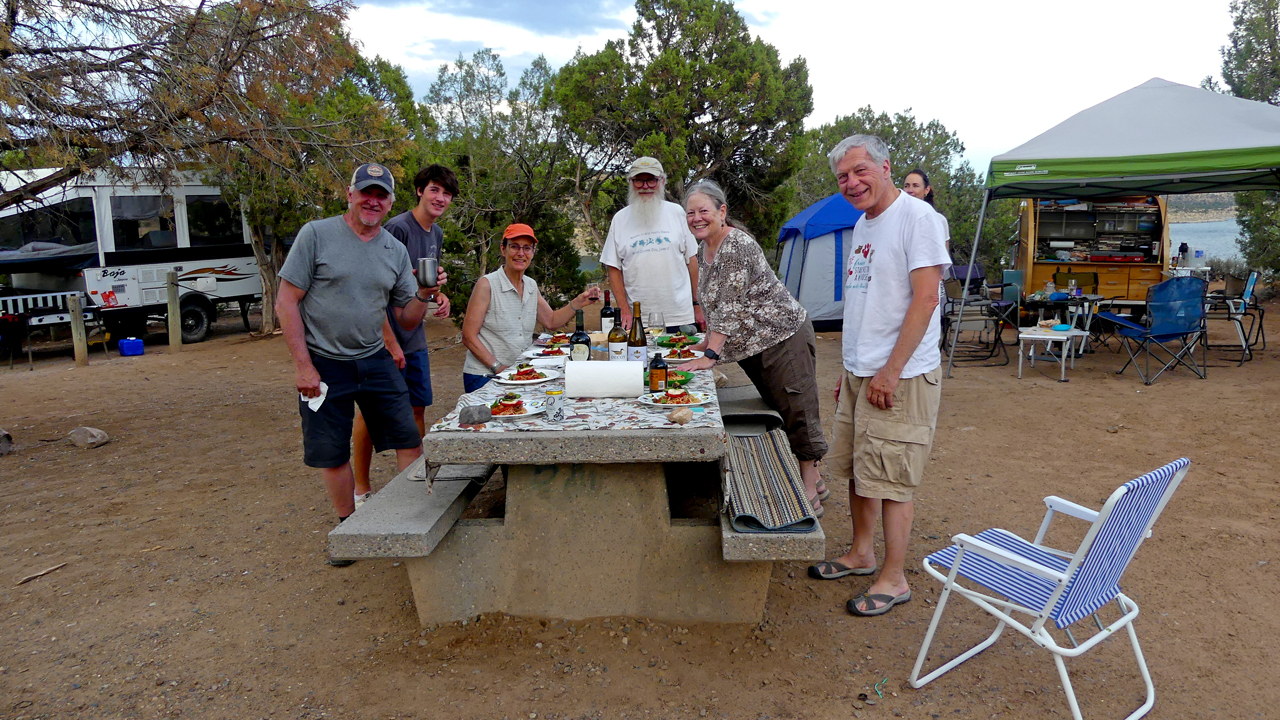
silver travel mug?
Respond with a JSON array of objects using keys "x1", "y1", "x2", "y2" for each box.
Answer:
[{"x1": 417, "y1": 257, "x2": 440, "y2": 288}]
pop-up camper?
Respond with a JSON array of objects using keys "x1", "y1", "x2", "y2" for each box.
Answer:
[{"x1": 0, "y1": 170, "x2": 261, "y2": 343}]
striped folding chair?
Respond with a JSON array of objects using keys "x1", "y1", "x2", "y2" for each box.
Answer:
[{"x1": 910, "y1": 458, "x2": 1191, "y2": 720}]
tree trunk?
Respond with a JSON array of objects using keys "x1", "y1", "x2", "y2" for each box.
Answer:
[{"x1": 249, "y1": 223, "x2": 281, "y2": 334}]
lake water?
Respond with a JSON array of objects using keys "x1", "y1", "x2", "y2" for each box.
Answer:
[{"x1": 1169, "y1": 219, "x2": 1241, "y2": 260}]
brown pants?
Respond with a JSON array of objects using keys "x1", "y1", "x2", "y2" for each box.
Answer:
[{"x1": 737, "y1": 321, "x2": 828, "y2": 462}]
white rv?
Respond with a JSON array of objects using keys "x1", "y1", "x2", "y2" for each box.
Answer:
[{"x1": 0, "y1": 170, "x2": 262, "y2": 343}]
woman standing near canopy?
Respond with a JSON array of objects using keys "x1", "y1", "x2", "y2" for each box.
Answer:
[
  {"x1": 903, "y1": 169, "x2": 951, "y2": 252},
  {"x1": 675, "y1": 179, "x2": 830, "y2": 515}
]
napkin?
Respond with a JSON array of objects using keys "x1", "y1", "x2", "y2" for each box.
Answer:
[
  {"x1": 302, "y1": 381, "x2": 329, "y2": 411},
  {"x1": 564, "y1": 360, "x2": 644, "y2": 398}
]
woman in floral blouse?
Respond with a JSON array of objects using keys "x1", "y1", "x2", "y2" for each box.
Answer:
[{"x1": 676, "y1": 180, "x2": 829, "y2": 515}]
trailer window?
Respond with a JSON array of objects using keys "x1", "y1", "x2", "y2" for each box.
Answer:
[
  {"x1": 186, "y1": 195, "x2": 243, "y2": 246},
  {"x1": 0, "y1": 197, "x2": 97, "y2": 250},
  {"x1": 111, "y1": 195, "x2": 175, "y2": 250}
]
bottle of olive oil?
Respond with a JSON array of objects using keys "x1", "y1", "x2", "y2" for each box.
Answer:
[
  {"x1": 649, "y1": 350, "x2": 667, "y2": 392},
  {"x1": 626, "y1": 301, "x2": 646, "y2": 363}
]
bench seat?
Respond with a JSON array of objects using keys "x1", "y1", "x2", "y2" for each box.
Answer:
[{"x1": 327, "y1": 459, "x2": 495, "y2": 560}]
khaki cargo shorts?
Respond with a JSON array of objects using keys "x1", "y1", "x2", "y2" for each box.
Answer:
[{"x1": 827, "y1": 366, "x2": 942, "y2": 503}]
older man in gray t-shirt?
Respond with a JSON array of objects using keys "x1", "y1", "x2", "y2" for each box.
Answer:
[{"x1": 275, "y1": 163, "x2": 446, "y2": 563}]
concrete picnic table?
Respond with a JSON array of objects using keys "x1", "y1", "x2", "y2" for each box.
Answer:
[{"x1": 401, "y1": 364, "x2": 778, "y2": 623}]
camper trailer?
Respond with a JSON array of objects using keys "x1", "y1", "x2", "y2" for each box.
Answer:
[{"x1": 0, "y1": 170, "x2": 261, "y2": 343}]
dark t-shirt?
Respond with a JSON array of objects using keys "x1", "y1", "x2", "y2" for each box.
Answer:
[{"x1": 382, "y1": 211, "x2": 443, "y2": 354}]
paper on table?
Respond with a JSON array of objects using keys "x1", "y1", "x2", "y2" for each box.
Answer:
[
  {"x1": 564, "y1": 360, "x2": 644, "y2": 398},
  {"x1": 302, "y1": 381, "x2": 329, "y2": 411}
]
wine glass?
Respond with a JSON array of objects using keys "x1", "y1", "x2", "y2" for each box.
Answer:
[{"x1": 647, "y1": 311, "x2": 665, "y2": 338}]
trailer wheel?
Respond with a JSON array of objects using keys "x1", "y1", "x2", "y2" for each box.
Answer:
[{"x1": 180, "y1": 301, "x2": 213, "y2": 343}]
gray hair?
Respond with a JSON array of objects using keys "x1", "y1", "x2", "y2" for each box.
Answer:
[
  {"x1": 827, "y1": 134, "x2": 890, "y2": 174},
  {"x1": 682, "y1": 179, "x2": 729, "y2": 212}
]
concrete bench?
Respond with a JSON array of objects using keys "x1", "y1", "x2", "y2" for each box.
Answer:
[
  {"x1": 327, "y1": 460, "x2": 495, "y2": 560},
  {"x1": 716, "y1": 384, "x2": 826, "y2": 563}
]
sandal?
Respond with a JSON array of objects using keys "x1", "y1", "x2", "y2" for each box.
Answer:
[
  {"x1": 808, "y1": 494, "x2": 825, "y2": 518},
  {"x1": 816, "y1": 479, "x2": 831, "y2": 502},
  {"x1": 847, "y1": 590, "x2": 911, "y2": 617}
]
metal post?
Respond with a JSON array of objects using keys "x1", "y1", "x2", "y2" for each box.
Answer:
[
  {"x1": 69, "y1": 295, "x2": 89, "y2": 367},
  {"x1": 166, "y1": 271, "x2": 181, "y2": 353},
  {"x1": 945, "y1": 190, "x2": 992, "y2": 378}
]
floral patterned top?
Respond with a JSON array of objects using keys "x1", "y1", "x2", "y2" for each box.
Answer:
[{"x1": 697, "y1": 227, "x2": 807, "y2": 364}]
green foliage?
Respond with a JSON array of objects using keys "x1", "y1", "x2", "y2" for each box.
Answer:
[
  {"x1": 785, "y1": 107, "x2": 1021, "y2": 271},
  {"x1": 1211, "y1": 0, "x2": 1280, "y2": 271},
  {"x1": 554, "y1": 0, "x2": 812, "y2": 247},
  {"x1": 426, "y1": 50, "x2": 585, "y2": 314}
]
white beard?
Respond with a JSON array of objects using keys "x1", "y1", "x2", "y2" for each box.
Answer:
[{"x1": 627, "y1": 187, "x2": 664, "y2": 229}]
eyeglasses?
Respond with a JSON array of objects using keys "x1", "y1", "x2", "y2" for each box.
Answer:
[
  {"x1": 507, "y1": 244, "x2": 536, "y2": 255},
  {"x1": 631, "y1": 176, "x2": 660, "y2": 188}
]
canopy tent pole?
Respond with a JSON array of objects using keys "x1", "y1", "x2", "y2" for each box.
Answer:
[{"x1": 945, "y1": 189, "x2": 992, "y2": 379}]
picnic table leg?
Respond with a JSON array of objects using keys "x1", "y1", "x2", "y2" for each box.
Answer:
[{"x1": 1017, "y1": 338, "x2": 1025, "y2": 378}]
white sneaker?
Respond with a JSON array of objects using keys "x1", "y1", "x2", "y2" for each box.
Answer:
[{"x1": 354, "y1": 491, "x2": 373, "y2": 509}]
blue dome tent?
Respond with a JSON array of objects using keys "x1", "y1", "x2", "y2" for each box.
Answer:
[{"x1": 776, "y1": 193, "x2": 863, "y2": 332}]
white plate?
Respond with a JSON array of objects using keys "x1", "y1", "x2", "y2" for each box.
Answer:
[
  {"x1": 488, "y1": 399, "x2": 547, "y2": 420},
  {"x1": 535, "y1": 333, "x2": 572, "y2": 347},
  {"x1": 523, "y1": 347, "x2": 570, "y2": 359},
  {"x1": 636, "y1": 390, "x2": 713, "y2": 408},
  {"x1": 651, "y1": 348, "x2": 704, "y2": 361},
  {"x1": 493, "y1": 367, "x2": 562, "y2": 385}
]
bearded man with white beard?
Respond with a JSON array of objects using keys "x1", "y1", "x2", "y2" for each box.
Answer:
[{"x1": 600, "y1": 156, "x2": 704, "y2": 332}]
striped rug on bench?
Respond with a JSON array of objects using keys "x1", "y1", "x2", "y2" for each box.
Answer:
[{"x1": 725, "y1": 427, "x2": 818, "y2": 534}]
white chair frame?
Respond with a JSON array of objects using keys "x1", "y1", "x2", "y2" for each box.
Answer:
[{"x1": 909, "y1": 459, "x2": 1191, "y2": 720}]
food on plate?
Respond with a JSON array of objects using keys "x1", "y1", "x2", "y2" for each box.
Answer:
[
  {"x1": 490, "y1": 392, "x2": 527, "y2": 416},
  {"x1": 509, "y1": 363, "x2": 547, "y2": 381},
  {"x1": 667, "y1": 347, "x2": 697, "y2": 360},
  {"x1": 654, "y1": 388, "x2": 697, "y2": 405},
  {"x1": 547, "y1": 333, "x2": 570, "y2": 344},
  {"x1": 537, "y1": 347, "x2": 567, "y2": 356}
]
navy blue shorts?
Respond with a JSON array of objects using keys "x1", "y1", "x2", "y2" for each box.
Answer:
[
  {"x1": 299, "y1": 349, "x2": 420, "y2": 468},
  {"x1": 402, "y1": 348, "x2": 433, "y2": 408},
  {"x1": 462, "y1": 372, "x2": 491, "y2": 393}
]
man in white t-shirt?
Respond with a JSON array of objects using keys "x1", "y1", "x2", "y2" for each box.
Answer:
[
  {"x1": 807, "y1": 135, "x2": 951, "y2": 618},
  {"x1": 600, "y1": 156, "x2": 703, "y2": 331}
]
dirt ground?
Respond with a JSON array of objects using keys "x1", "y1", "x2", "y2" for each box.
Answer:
[{"x1": 2, "y1": 303, "x2": 1277, "y2": 720}]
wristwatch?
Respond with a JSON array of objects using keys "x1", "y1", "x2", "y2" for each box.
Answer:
[
  {"x1": 415, "y1": 289, "x2": 432, "y2": 303},
  {"x1": 704, "y1": 347, "x2": 720, "y2": 361}
]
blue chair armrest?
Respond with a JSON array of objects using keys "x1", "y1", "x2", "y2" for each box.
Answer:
[{"x1": 1096, "y1": 311, "x2": 1145, "y2": 333}]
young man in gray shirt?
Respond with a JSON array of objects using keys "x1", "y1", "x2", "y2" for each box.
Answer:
[
  {"x1": 275, "y1": 163, "x2": 447, "y2": 565},
  {"x1": 350, "y1": 164, "x2": 458, "y2": 506}
]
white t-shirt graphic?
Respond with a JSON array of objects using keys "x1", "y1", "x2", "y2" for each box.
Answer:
[
  {"x1": 599, "y1": 201, "x2": 698, "y2": 326},
  {"x1": 842, "y1": 192, "x2": 951, "y2": 378}
]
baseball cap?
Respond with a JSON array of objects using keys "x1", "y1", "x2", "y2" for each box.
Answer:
[
  {"x1": 626, "y1": 156, "x2": 664, "y2": 179},
  {"x1": 502, "y1": 223, "x2": 538, "y2": 244},
  {"x1": 350, "y1": 163, "x2": 395, "y2": 194}
]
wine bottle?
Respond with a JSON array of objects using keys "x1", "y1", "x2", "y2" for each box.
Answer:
[
  {"x1": 608, "y1": 307, "x2": 628, "y2": 360},
  {"x1": 570, "y1": 309, "x2": 591, "y2": 361},
  {"x1": 649, "y1": 350, "x2": 667, "y2": 392},
  {"x1": 599, "y1": 290, "x2": 615, "y2": 335},
  {"x1": 626, "y1": 301, "x2": 646, "y2": 363}
]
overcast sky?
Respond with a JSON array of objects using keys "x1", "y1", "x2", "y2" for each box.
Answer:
[{"x1": 347, "y1": 0, "x2": 1236, "y2": 175}]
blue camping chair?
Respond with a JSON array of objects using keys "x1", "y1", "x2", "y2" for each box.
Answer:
[
  {"x1": 910, "y1": 458, "x2": 1192, "y2": 720},
  {"x1": 1096, "y1": 277, "x2": 1207, "y2": 385},
  {"x1": 1206, "y1": 270, "x2": 1264, "y2": 364}
]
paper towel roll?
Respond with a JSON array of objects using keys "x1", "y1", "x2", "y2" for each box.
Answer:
[
  {"x1": 564, "y1": 360, "x2": 644, "y2": 398},
  {"x1": 1049, "y1": 241, "x2": 1075, "y2": 249}
]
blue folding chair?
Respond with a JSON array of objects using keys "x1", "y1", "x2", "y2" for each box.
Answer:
[
  {"x1": 1206, "y1": 270, "x2": 1262, "y2": 365},
  {"x1": 910, "y1": 458, "x2": 1192, "y2": 720},
  {"x1": 1096, "y1": 277, "x2": 1207, "y2": 385}
]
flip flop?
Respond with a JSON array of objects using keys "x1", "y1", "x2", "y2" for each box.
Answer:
[
  {"x1": 808, "y1": 560, "x2": 877, "y2": 580},
  {"x1": 816, "y1": 479, "x2": 831, "y2": 502},
  {"x1": 847, "y1": 590, "x2": 912, "y2": 617},
  {"x1": 809, "y1": 495, "x2": 825, "y2": 518}
]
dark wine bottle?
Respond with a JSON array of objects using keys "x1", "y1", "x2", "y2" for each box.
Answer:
[
  {"x1": 570, "y1": 309, "x2": 591, "y2": 361},
  {"x1": 626, "y1": 301, "x2": 646, "y2": 363},
  {"x1": 599, "y1": 290, "x2": 615, "y2": 335}
]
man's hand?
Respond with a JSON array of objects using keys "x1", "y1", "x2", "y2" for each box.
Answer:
[
  {"x1": 433, "y1": 292, "x2": 451, "y2": 318},
  {"x1": 619, "y1": 304, "x2": 633, "y2": 331},
  {"x1": 834, "y1": 377, "x2": 842, "y2": 404},
  {"x1": 296, "y1": 364, "x2": 322, "y2": 398},
  {"x1": 389, "y1": 342, "x2": 406, "y2": 370},
  {"x1": 866, "y1": 366, "x2": 900, "y2": 410},
  {"x1": 693, "y1": 304, "x2": 706, "y2": 332}
]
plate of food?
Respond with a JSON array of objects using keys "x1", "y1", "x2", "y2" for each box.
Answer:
[
  {"x1": 488, "y1": 392, "x2": 546, "y2": 419},
  {"x1": 536, "y1": 332, "x2": 572, "y2": 346},
  {"x1": 644, "y1": 370, "x2": 695, "y2": 388},
  {"x1": 656, "y1": 333, "x2": 702, "y2": 348},
  {"x1": 637, "y1": 388, "x2": 712, "y2": 407},
  {"x1": 494, "y1": 363, "x2": 561, "y2": 385},
  {"x1": 523, "y1": 346, "x2": 568, "y2": 359},
  {"x1": 654, "y1": 346, "x2": 704, "y2": 361}
]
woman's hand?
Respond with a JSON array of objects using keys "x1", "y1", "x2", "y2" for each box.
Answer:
[{"x1": 675, "y1": 356, "x2": 716, "y2": 372}]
